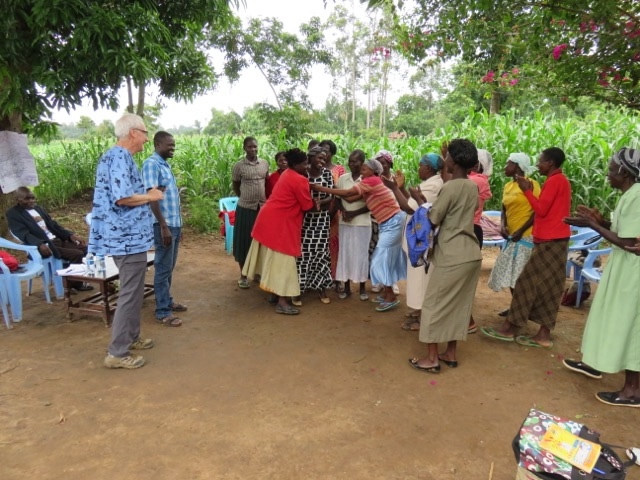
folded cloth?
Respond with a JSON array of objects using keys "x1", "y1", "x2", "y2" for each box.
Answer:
[{"x1": 56, "y1": 264, "x2": 89, "y2": 276}]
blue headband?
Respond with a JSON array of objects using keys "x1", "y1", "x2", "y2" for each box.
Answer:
[{"x1": 419, "y1": 153, "x2": 443, "y2": 171}]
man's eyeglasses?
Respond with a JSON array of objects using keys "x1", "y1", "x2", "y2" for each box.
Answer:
[{"x1": 133, "y1": 128, "x2": 148, "y2": 135}]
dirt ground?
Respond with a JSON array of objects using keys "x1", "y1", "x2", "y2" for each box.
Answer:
[{"x1": 1, "y1": 200, "x2": 638, "y2": 480}]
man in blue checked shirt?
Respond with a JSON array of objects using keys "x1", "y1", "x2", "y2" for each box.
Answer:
[{"x1": 142, "y1": 132, "x2": 187, "y2": 328}]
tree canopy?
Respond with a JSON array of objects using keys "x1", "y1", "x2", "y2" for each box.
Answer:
[
  {"x1": 1, "y1": 0, "x2": 238, "y2": 135},
  {"x1": 363, "y1": 0, "x2": 640, "y2": 110}
]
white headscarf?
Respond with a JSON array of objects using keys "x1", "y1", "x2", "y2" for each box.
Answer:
[
  {"x1": 507, "y1": 152, "x2": 535, "y2": 175},
  {"x1": 477, "y1": 149, "x2": 493, "y2": 176}
]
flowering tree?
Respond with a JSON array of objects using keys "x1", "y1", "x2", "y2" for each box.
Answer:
[{"x1": 363, "y1": 0, "x2": 640, "y2": 111}]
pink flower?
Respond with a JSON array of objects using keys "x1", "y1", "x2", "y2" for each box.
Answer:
[
  {"x1": 552, "y1": 44, "x2": 568, "y2": 60},
  {"x1": 481, "y1": 71, "x2": 495, "y2": 83},
  {"x1": 579, "y1": 22, "x2": 588, "y2": 32},
  {"x1": 502, "y1": 72, "x2": 509, "y2": 77},
  {"x1": 598, "y1": 79, "x2": 610, "y2": 87},
  {"x1": 510, "y1": 79, "x2": 519, "y2": 86},
  {"x1": 512, "y1": 68, "x2": 520, "y2": 74},
  {"x1": 633, "y1": 52, "x2": 640, "y2": 62}
]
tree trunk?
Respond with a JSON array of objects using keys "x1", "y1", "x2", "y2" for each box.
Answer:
[
  {"x1": 0, "y1": 112, "x2": 23, "y2": 235},
  {"x1": 126, "y1": 77, "x2": 134, "y2": 114},
  {"x1": 136, "y1": 83, "x2": 146, "y2": 117},
  {"x1": 490, "y1": 90, "x2": 501, "y2": 115}
]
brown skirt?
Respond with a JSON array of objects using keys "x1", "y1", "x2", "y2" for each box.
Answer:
[{"x1": 507, "y1": 240, "x2": 569, "y2": 330}]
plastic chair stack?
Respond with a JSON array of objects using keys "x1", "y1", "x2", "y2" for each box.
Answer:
[
  {"x1": 219, "y1": 196, "x2": 239, "y2": 255},
  {"x1": 0, "y1": 238, "x2": 48, "y2": 327},
  {"x1": 574, "y1": 246, "x2": 612, "y2": 307}
]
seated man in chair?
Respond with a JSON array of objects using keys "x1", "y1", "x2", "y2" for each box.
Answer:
[{"x1": 7, "y1": 186, "x2": 92, "y2": 291}]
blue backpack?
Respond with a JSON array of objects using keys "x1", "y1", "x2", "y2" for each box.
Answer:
[{"x1": 406, "y1": 205, "x2": 432, "y2": 269}]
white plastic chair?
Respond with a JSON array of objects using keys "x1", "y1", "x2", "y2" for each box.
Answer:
[{"x1": 0, "y1": 238, "x2": 48, "y2": 323}]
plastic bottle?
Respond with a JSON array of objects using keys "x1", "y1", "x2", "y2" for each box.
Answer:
[
  {"x1": 85, "y1": 253, "x2": 95, "y2": 276},
  {"x1": 96, "y1": 254, "x2": 106, "y2": 275}
]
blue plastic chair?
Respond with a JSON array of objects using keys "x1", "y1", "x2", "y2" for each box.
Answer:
[
  {"x1": 9, "y1": 232, "x2": 65, "y2": 300},
  {"x1": 219, "y1": 196, "x2": 239, "y2": 255},
  {"x1": 481, "y1": 210, "x2": 506, "y2": 248},
  {"x1": 0, "y1": 264, "x2": 11, "y2": 329},
  {"x1": 0, "y1": 238, "x2": 48, "y2": 323},
  {"x1": 574, "y1": 246, "x2": 612, "y2": 307},
  {"x1": 565, "y1": 228, "x2": 603, "y2": 279}
]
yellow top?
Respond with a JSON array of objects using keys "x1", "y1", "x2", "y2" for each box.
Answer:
[{"x1": 503, "y1": 179, "x2": 541, "y2": 237}]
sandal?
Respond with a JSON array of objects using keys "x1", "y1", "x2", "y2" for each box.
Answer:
[
  {"x1": 237, "y1": 278, "x2": 250, "y2": 289},
  {"x1": 401, "y1": 318, "x2": 420, "y2": 331},
  {"x1": 156, "y1": 315, "x2": 182, "y2": 327},
  {"x1": 170, "y1": 302, "x2": 188, "y2": 312},
  {"x1": 408, "y1": 358, "x2": 440, "y2": 374},
  {"x1": 359, "y1": 293, "x2": 369, "y2": 301},
  {"x1": 291, "y1": 298, "x2": 303, "y2": 307},
  {"x1": 338, "y1": 292, "x2": 350, "y2": 300},
  {"x1": 276, "y1": 304, "x2": 300, "y2": 315},
  {"x1": 319, "y1": 294, "x2": 331, "y2": 304}
]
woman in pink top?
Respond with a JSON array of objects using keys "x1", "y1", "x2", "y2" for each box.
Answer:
[
  {"x1": 312, "y1": 159, "x2": 407, "y2": 312},
  {"x1": 468, "y1": 149, "x2": 493, "y2": 248}
]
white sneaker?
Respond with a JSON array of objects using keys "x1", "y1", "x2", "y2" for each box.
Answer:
[
  {"x1": 392, "y1": 283, "x2": 400, "y2": 295},
  {"x1": 371, "y1": 284, "x2": 382, "y2": 293},
  {"x1": 104, "y1": 354, "x2": 145, "y2": 369},
  {"x1": 627, "y1": 447, "x2": 640, "y2": 466}
]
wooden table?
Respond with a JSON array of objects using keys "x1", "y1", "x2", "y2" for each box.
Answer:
[{"x1": 63, "y1": 253, "x2": 155, "y2": 326}]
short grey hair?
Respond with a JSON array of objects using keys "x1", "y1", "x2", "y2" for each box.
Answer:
[{"x1": 114, "y1": 113, "x2": 145, "y2": 139}]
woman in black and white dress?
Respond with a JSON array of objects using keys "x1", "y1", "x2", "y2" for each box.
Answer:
[{"x1": 294, "y1": 146, "x2": 334, "y2": 305}]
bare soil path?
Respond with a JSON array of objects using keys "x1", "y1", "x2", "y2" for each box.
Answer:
[{"x1": 1, "y1": 199, "x2": 638, "y2": 480}]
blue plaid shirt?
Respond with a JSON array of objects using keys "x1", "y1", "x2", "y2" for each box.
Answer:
[{"x1": 142, "y1": 152, "x2": 182, "y2": 228}]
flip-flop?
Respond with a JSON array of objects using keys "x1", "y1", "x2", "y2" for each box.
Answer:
[
  {"x1": 595, "y1": 391, "x2": 640, "y2": 408},
  {"x1": 237, "y1": 279, "x2": 250, "y2": 289},
  {"x1": 376, "y1": 300, "x2": 400, "y2": 312},
  {"x1": 275, "y1": 305, "x2": 300, "y2": 315},
  {"x1": 480, "y1": 326, "x2": 514, "y2": 342},
  {"x1": 371, "y1": 295, "x2": 386, "y2": 303},
  {"x1": 468, "y1": 325, "x2": 477, "y2": 334},
  {"x1": 515, "y1": 335, "x2": 553, "y2": 349},
  {"x1": 626, "y1": 447, "x2": 640, "y2": 465},
  {"x1": 438, "y1": 356, "x2": 458, "y2": 368},
  {"x1": 408, "y1": 358, "x2": 440, "y2": 374},
  {"x1": 498, "y1": 308, "x2": 509, "y2": 317}
]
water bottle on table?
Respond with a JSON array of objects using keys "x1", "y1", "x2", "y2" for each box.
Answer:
[
  {"x1": 85, "y1": 253, "x2": 95, "y2": 276},
  {"x1": 96, "y1": 254, "x2": 106, "y2": 275}
]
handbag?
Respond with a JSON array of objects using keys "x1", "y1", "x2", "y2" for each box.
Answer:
[{"x1": 512, "y1": 408, "x2": 635, "y2": 480}]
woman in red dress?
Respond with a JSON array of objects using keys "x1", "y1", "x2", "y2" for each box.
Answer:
[{"x1": 242, "y1": 149, "x2": 316, "y2": 315}]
